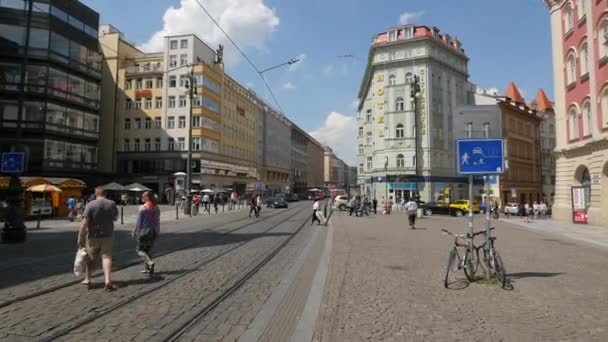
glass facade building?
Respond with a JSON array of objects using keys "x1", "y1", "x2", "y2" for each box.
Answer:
[{"x1": 0, "y1": 0, "x2": 101, "y2": 176}]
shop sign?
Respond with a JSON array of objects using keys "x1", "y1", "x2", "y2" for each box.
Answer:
[
  {"x1": 419, "y1": 69, "x2": 426, "y2": 136},
  {"x1": 571, "y1": 186, "x2": 590, "y2": 224},
  {"x1": 135, "y1": 90, "x2": 152, "y2": 99},
  {"x1": 200, "y1": 159, "x2": 256, "y2": 178},
  {"x1": 573, "y1": 210, "x2": 589, "y2": 224}
]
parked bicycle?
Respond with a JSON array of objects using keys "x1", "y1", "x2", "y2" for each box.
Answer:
[{"x1": 442, "y1": 227, "x2": 507, "y2": 289}]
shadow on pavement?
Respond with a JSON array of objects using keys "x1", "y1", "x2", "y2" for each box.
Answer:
[
  {"x1": 445, "y1": 279, "x2": 470, "y2": 290},
  {"x1": 0, "y1": 229, "x2": 291, "y2": 291},
  {"x1": 508, "y1": 272, "x2": 564, "y2": 280}
]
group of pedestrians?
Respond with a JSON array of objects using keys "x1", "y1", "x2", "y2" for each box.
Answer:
[
  {"x1": 192, "y1": 193, "x2": 229, "y2": 215},
  {"x1": 66, "y1": 196, "x2": 86, "y2": 222},
  {"x1": 519, "y1": 201, "x2": 550, "y2": 222},
  {"x1": 77, "y1": 187, "x2": 160, "y2": 292}
]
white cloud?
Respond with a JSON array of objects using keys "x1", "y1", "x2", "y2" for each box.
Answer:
[
  {"x1": 288, "y1": 53, "x2": 307, "y2": 71},
  {"x1": 322, "y1": 64, "x2": 334, "y2": 76},
  {"x1": 351, "y1": 98, "x2": 359, "y2": 109},
  {"x1": 399, "y1": 11, "x2": 424, "y2": 25},
  {"x1": 283, "y1": 81, "x2": 296, "y2": 90},
  {"x1": 139, "y1": 0, "x2": 279, "y2": 66},
  {"x1": 310, "y1": 112, "x2": 357, "y2": 166}
]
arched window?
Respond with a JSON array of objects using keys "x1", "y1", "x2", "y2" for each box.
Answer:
[
  {"x1": 569, "y1": 107, "x2": 579, "y2": 140},
  {"x1": 395, "y1": 124, "x2": 404, "y2": 138},
  {"x1": 602, "y1": 88, "x2": 608, "y2": 129},
  {"x1": 395, "y1": 97, "x2": 404, "y2": 112},
  {"x1": 388, "y1": 74, "x2": 396, "y2": 86},
  {"x1": 564, "y1": 4, "x2": 574, "y2": 32},
  {"x1": 600, "y1": 18, "x2": 608, "y2": 58},
  {"x1": 396, "y1": 154, "x2": 405, "y2": 168},
  {"x1": 582, "y1": 101, "x2": 591, "y2": 136},
  {"x1": 405, "y1": 72, "x2": 413, "y2": 84},
  {"x1": 567, "y1": 53, "x2": 576, "y2": 84},
  {"x1": 580, "y1": 41, "x2": 589, "y2": 76},
  {"x1": 358, "y1": 127, "x2": 363, "y2": 137},
  {"x1": 577, "y1": 0, "x2": 586, "y2": 20}
]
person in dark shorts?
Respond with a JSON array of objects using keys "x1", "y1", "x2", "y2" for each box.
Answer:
[
  {"x1": 132, "y1": 191, "x2": 160, "y2": 275},
  {"x1": 405, "y1": 198, "x2": 418, "y2": 229}
]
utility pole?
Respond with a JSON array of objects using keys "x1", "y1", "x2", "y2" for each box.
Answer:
[
  {"x1": 410, "y1": 75, "x2": 421, "y2": 199},
  {"x1": 184, "y1": 67, "x2": 197, "y2": 216}
]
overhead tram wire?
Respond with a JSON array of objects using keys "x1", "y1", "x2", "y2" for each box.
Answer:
[{"x1": 192, "y1": 0, "x2": 287, "y2": 114}]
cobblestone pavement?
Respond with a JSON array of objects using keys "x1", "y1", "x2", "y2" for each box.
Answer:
[
  {"x1": 0, "y1": 204, "x2": 253, "y2": 302},
  {"x1": 313, "y1": 212, "x2": 608, "y2": 341},
  {"x1": 0, "y1": 202, "x2": 314, "y2": 341}
]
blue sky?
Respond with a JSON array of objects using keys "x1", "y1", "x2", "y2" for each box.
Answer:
[{"x1": 83, "y1": 0, "x2": 553, "y2": 165}]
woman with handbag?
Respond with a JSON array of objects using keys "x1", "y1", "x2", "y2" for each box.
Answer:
[{"x1": 132, "y1": 191, "x2": 160, "y2": 275}]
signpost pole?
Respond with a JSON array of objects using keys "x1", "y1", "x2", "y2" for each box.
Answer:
[
  {"x1": 468, "y1": 175, "x2": 474, "y2": 236},
  {"x1": 485, "y1": 176, "x2": 492, "y2": 278}
]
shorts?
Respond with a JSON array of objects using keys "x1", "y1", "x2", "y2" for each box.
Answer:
[{"x1": 86, "y1": 237, "x2": 113, "y2": 260}]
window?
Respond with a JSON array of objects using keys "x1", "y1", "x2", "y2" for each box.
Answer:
[
  {"x1": 567, "y1": 53, "x2": 576, "y2": 84},
  {"x1": 168, "y1": 138, "x2": 175, "y2": 151},
  {"x1": 358, "y1": 144, "x2": 364, "y2": 154},
  {"x1": 366, "y1": 131, "x2": 372, "y2": 145},
  {"x1": 124, "y1": 118, "x2": 131, "y2": 129},
  {"x1": 134, "y1": 138, "x2": 140, "y2": 152},
  {"x1": 180, "y1": 54, "x2": 188, "y2": 66},
  {"x1": 135, "y1": 79, "x2": 142, "y2": 89},
  {"x1": 564, "y1": 4, "x2": 574, "y2": 33},
  {"x1": 145, "y1": 79, "x2": 153, "y2": 89},
  {"x1": 582, "y1": 102, "x2": 591, "y2": 136},
  {"x1": 403, "y1": 27, "x2": 413, "y2": 39},
  {"x1": 366, "y1": 110, "x2": 372, "y2": 122},
  {"x1": 155, "y1": 97, "x2": 162, "y2": 108},
  {"x1": 201, "y1": 96, "x2": 220, "y2": 112},
  {"x1": 405, "y1": 72, "x2": 413, "y2": 84},
  {"x1": 396, "y1": 124, "x2": 404, "y2": 138},
  {"x1": 169, "y1": 55, "x2": 177, "y2": 67},
  {"x1": 134, "y1": 118, "x2": 141, "y2": 129},
  {"x1": 358, "y1": 127, "x2": 363, "y2": 137},
  {"x1": 167, "y1": 116, "x2": 175, "y2": 129},
  {"x1": 123, "y1": 139, "x2": 130, "y2": 152},
  {"x1": 125, "y1": 99, "x2": 132, "y2": 110},
  {"x1": 601, "y1": 19, "x2": 608, "y2": 58},
  {"x1": 144, "y1": 98, "x2": 152, "y2": 109},
  {"x1": 170, "y1": 40, "x2": 178, "y2": 50},
  {"x1": 156, "y1": 77, "x2": 163, "y2": 88},
  {"x1": 154, "y1": 138, "x2": 161, "y2": 151},
  {"x1": 192, "y1": 116, "x2": 201, "y2": 128},
  {"x1": 359, "y1": 163, "x2": 364, "y2": 174},
  {"x1": 134, "y1": 100, "x2": 142, "y2": 110},
  {"x1": 192, "y1": 137, "x2": 201, "y2": 150},
  {"x1": 580, "y1": 42, "x2": 589, "y2": 76},
  {"x1": 577, "y1": 0, "x2": 586, "y2": 20},
  {"x1": 396, "y1": 154, "x2": 405, "y2": 168},
  {"x1": 178, "y1": 116, "x2": 186, "y2": 128},
  {"x1": 2, "y1": 0, "x2": 26, "y2": 10},
  {"x1": 603, "y1": 89, "x2": 608, "y2": 129},
  {"x1": 395, "y1": 97, "x2": 404, "y2": 112},
  {"x1": 169, "y1": 75, "x2": 176, "y2": 87},
  {"x1": 412, "y1": 155, "x2": 416, "y2": 167},
  {"x1": 179, "y1": 96, "x2": 187, "y2": 107},
  {"x1": 388, "y1": 74, "x2": 396, "y2": 86},
  {"x1": 466, "y1": 122, "x2": 473, "y2": 138},
  {"x1": 144, "y1": 138, "x2": 151, "y2": 152},
  {"x1": 154, "y1": 117, "x2": 161, "y2": 128},
  {"x1": 367, "y1": 157, "x2": 373, "y2": 170},
  {"x1": 178, "y1": 137, "x2": 185, "y2": 150},
  {"x1": 388, "y1": 30, "x2": 397, "y2": 42},
  {"x1": 569, "y1": 107, "x2": 578, "y2": 140},
  {"x1": 179, "y1": 75, "x2": 187, "y2": 87},
  {"x1": 145, "y1": 117, "x2": 152, "y2": 129},
  {"x1": 168, "y1": 96, "x2": 176, "y2": 108},
  {"x1": 180, "y1": 39, "x2": 188, "y2": 49}
]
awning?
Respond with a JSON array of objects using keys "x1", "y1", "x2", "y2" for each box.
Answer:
[
  {"x1": 124, "y1": 183, "x2": 152, "y2": 192},
  {"x1": 100, "y1": 182, "x2": 126, "y2": 191}
]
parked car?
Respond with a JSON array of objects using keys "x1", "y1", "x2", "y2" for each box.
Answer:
[
  {"x1": 267, "y1": 196, "x2": 288, "y2": 208},
  {"x1": 449, "y1": 200, "x2": 480, "y2": 217},
  {"x1": 285, "y1": 193, "x2": 299, "y2": 202},
  {"x1": 333, "y1": 195, "x2": 350, "y2": 211},
  {"x1": 504, "y1": 202, "x2": 519, "y2": 216},
  {"x1": 421, "y1": 201, "x2": 451, "y2": 216}
]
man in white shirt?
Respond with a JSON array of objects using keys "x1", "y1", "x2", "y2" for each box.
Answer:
[
  {"x1": 312, "y1": 199, "x2": 322, "y2": 225},
  {"x1": 405, "y1": 198, "x2": 418, "y2": 229}
]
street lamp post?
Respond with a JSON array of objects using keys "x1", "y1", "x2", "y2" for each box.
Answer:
[
  {"x1": 259, "y1": 58, "x2": 301, "y2": 75},
  {"x1": 183, "y1": 68, "x2": 198, "y2": 216},
  {"x1": 384, "y1": 156, "x2": 388, "y2": 213},
  {"x1": 410, "y1": 75, "x2": 421, "y2": 199}
]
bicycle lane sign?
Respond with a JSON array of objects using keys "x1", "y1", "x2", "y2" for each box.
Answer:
[{"x1": 456, "y1": 139, "x2": 504, "y2": 175}]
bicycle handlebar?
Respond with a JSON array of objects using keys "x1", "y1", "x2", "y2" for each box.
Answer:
[{"x1": 442, "y1": 227, "x2": 495, "y2": 239}]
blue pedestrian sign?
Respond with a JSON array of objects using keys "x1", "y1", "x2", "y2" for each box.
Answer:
[
  {"x1": 1, "y1": 152, "x2": 25, "y2": 173},
  {"x1": 456, "y1": 139, "x2": 504, "y2": 175}
]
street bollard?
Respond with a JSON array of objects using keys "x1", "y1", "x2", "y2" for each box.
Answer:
[
  {"x1": 175, "y1": 203, "x2": 179, "y2": 220},
  {"x1": 120, "y1": 206, "x2": 124, "y2": 225}
]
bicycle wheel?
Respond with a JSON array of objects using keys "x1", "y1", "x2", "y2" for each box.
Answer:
[
  {"x1": 444, "y1": 248, "x2": 459, "y2": 288},
  {"x1": 463, "y1": 247, "x2": 478, "y2": 281},
  {"x1": 493, "y1": 250, "x2": 507, "y2": 288}
]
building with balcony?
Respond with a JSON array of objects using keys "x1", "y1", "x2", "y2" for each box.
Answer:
[
  {"x1": 356, "y1": 24, "x2": 474, "y2": 203},
  {"x1": 0, "y1": 0, "x2": 102, "y2": 183},
  {"x1": 545, "y1": 0, "x2": 608, "y2": 225}
]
